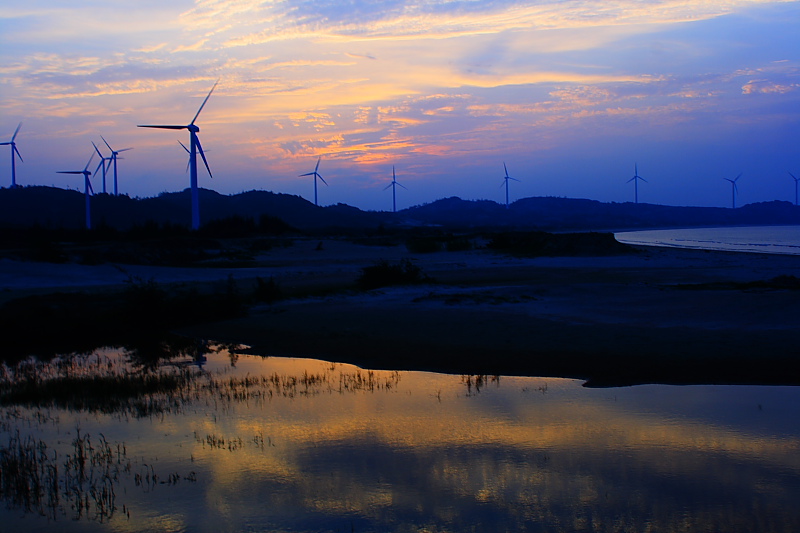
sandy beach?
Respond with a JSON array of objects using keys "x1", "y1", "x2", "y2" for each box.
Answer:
[{"x1": 3, "y1": 238, "x2": 800, "y2": 385}]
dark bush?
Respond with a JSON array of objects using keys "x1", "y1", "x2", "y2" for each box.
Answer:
[
  {"x1": 253, "y1": 276, "x2": 282, "y2": 302},
  {"x1": 357, "y1": 259, "x2": 432, "y2": 290}
]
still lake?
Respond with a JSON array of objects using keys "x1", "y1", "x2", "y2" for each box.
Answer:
[
  {"x1": 615, "y1": 225, "x2": 800, "y2": 255},
  {"x1": 2, "y1": 346, "x2": 799, "y2": 532}
]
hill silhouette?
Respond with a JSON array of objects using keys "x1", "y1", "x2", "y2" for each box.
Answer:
[{"x1": 1, "y1": 186, "x2": 799, "y2": 232}]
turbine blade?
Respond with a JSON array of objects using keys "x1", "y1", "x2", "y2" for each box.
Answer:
[
  {"x1": 191, "y1": 80, "x2": 219, "y2": 125},
  {"x1": 87, "y1": 176, "x2": 94, "y2": 195},
  {"x1": 735, "y1": 173, "x2": 742, "y2": 181},
  {"x1": 510, "y1": 177, "x2": 521, "y2": 183},
  {"x1": 84, "y1": 152, "x2": 95, "y2": 171},
  {"x1": 13, "y1": 145, "x2": 22, "y2": 162},
  {"x1": 299, "y1": 172, "x2": 315, "y2": 177},
  {"x1": 100, "y1": 135, "x2": 113, "y2": 151},
  {"x1": 118, "y1": 147, "x2": 133, "y2": 152},
  {"x1": 503, "y1": 162, "x2": 509, "y2": 178},
  {"x1": 315, "y1": 157, "x2": 321, "y2": 172},
  {"x1": 94, "y1": 160, "x2": 105, "y2": 175},
  {"x1": 318, "y1": 175, "x2": 328, "y2": 186},
  {"x1": 398, "y1": 182, "x2": 408, "y2": 190},
  {"x1": 789, "y1": 171, "x2": 798, "y2": 182},
  {"x1": 138, "y1": 125, "x2": 187, "y2": 130},
  {"x1": 383, "y1": 183, "x2": 393, "y2": 191},
  {"x1": 179, "y1": 140, "x2": 190, "y2": 153},
  {"x1": 92, "y1": 141, "x2": 104, "y2": 158},
  {"x1": 12, "y1": 122, "x2": 21, "y2": 141},
  {"x1": 195, "y1": 135, "x2": 213, "y2": 178}
]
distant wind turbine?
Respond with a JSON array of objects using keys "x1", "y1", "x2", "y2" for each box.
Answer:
[
  {"x1": 57, "y1": 153, "x2": 95, "y2": 229},
  {"x1": 500, "y1": 162, "x2": 519, "y2": 209},
  {"x1": 300, "y1": 157, "x2": 327, "y2": 206},
  {"x1": 138, "y1": 80, "x2": 218, "y2": 230},
  {"x1": 384, "y1": 165, "x2": 407, "y2": 213},
  {"x1": 627, "y1": 163, "x2": 646, "y2": 204},
  {"x1": 1, "y1": 123, "x2": 23, "y2": 188},
  {"x1": 789, "y1": 172, "x2": 799, "y2": 206},
  {"x1": 92, "y1": 142, "x2": 112, "y2": 194},
  {"x1": 101, "y1": 136, "x2": 132, "y2": 196},
  {"x1": 724, "y1": 173, "x2": 741, "y2": 209}
]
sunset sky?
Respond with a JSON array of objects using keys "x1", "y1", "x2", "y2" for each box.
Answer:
[{"x1": 1, "y1": 0, "x2": 799, "y2": 211}]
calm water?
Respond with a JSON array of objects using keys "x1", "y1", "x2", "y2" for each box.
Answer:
[
  {"x1": 1, "y1": 346, "x2": 799, "y2": 532},
  {"x1": 615, "y1": 225, "x2": 800, "y2": 255}
]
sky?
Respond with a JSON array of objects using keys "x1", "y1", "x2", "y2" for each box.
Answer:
[{"x1": 1, "y1": 0, "x2": 799, "y2": 211}]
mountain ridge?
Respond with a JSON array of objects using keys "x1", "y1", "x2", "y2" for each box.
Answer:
[{"x1": 1, "y1": 186, "x2": 799, "y2": 232}]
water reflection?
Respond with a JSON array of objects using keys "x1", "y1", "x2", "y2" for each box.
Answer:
[{"x1": 1, "y1": 347, "x2": 799, "y2": 532}]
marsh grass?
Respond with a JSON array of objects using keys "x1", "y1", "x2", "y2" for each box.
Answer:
[
  {"x1": 1, "y1": 349, "x2": 402, "y2": 418},
  {"x1": 0, "y1": 429, "x2": 128, "y2": 522}
]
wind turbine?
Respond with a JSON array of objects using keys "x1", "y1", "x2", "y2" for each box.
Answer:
[
  {"x1": 724, "y1": 173, "x2": 741, "y2": 209},
  {"x1": 789, "y1": 172, "x2": 799, "y2": 206},
  {"x1": 300, "y1": 157, "x2": 327, "y2": 206},
  {"x1": 500, "y1": 162, "x2": 519, "y2": 209},
  {"x1": 101, "y1": 136, "x2": 132, "y2": 196},
  {"x1": 1, "y1": 123, "x2": 23, "y2": 188},
  {"x1": 57, "y1": 153, "x2": 95, "y2": 229},
  {"x1": 627, "y1": 163, "x2": 646, "y2": 204},
  {"x1": 138, "y1": 80, "x2": 217, "y2": 230},
  {"x1": 92, "y1": 142, "x2": 112, "y2": 194},
  {"x1": 384, "y1": 165, "x2": 407, "y2": 213}
]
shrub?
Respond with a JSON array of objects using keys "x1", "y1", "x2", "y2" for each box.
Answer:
[{"x1": 357, "y1": 259, "x2": 431, "y2": 290}]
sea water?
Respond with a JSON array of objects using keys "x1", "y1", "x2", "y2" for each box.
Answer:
[
  {"x1": 1, "y1": 347, "x2": 799, "y2": 532},
  {"x1": 615, "y1": 225, "x2": 800, "y2": 255}
]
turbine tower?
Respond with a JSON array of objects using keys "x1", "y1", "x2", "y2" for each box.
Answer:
[
  {"x1": 92, "y1": 141, "x2": 112, "y2": 194},
  {"x1": 627, "y1": 163, "x2": 646, "y2": 204},
  {"x1": 500, "y1": 162, "x2": 519, "y2": 209},
  {"x1": 789, "y1": 172, "x2": 799, "y2": 206},
  {"x1": 384, "y1": 165, "x2": 407, "y2": 213},
  {"x1": 724, "y1": 173, "x2": 741, "y2": 209},
  {"x1": 101, "y1": 136, "x2": 132, "y2": 196},
  {"x1": 300, "y1": 157, "x2": 327, "y2": 206},
  {"x1": 138, "y1": 81, "x2": 217, "y2": 230},
  {"x1": 1, "y1": 123, "x2": 23, "y2": 188},
  {"x1": 57, "y1": 153, "x2": 95, "y2": 230}
]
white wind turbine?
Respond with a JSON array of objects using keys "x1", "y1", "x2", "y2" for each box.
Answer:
[
  {"x1": 101, "y1": 136, "x2": 132, "y2": 196},
  {"x1": 384, "y1": 165, "x2": 407, "y2": 213},
  {"x1": 1, "y1": 123, "x2": 23, "y2": 188},
  {"x1": 92, "y1": 141, "x2": 112, "y2": 194},
  {"x1": 724, "y1": 173, "x2": 741, "y2": 209},
  {"x1": 627, "y1": 163, "x2": 646, "y2": 204},
  {"x1": 57, "y1": 153, "x2": 95, "y2": 229},
  {"x1": 300, "y1": 157, "x2": 327, "y2": 206},
  {"x1": 789, "y1": 172, "x2": 799, "y2": 206},
  {"x1": 138, "y1": 81, "x2": 218, "y2": 230},
  {"x1": 500, "y1": 162, "x2": 519, "y2": 209}
]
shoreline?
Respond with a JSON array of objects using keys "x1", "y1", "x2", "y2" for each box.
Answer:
[{"x1": 3, "y1": 239, "x2": 800, "y2": 386}]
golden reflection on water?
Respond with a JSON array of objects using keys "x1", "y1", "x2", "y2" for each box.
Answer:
[{"x1": 1, "y1": 347, "x2": 799, "y2": 532}]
